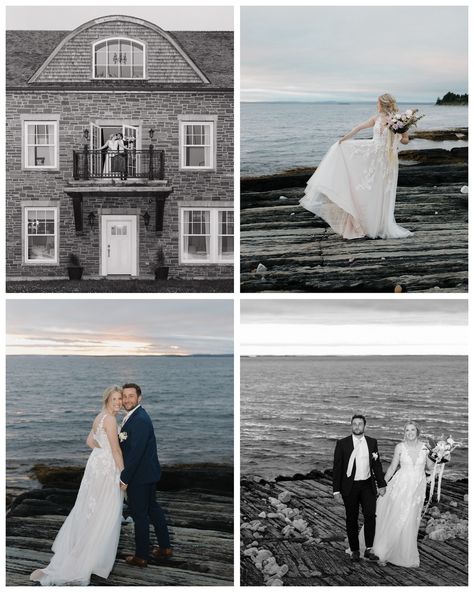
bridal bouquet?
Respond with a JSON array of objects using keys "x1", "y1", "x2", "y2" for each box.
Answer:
[
  {"x1": 387, "y1": 109, "x2": 424, "y2": 134},
  {"x1": 123, "y1": 136, "x2": 136, "y2": 147},
  {"x1": 423, "y1": 435, "x2": 461, "y2": 516}
]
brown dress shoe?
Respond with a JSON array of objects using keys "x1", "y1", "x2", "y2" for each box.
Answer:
[
  {"x1": 151, "y1": 546, "x2": 173, "y2": 559},
  {"x1": 125, "y1": 555, "x2": 148, "y2": 567}
]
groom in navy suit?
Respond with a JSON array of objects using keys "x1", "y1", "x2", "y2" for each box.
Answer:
[{"x1": 119, "y1": 383, "x2": 172, "y2": 567}]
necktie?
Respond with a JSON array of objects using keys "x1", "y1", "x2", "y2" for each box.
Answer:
[{"x1": 347, "y1": 439, "x2": 362, "y2": 477}]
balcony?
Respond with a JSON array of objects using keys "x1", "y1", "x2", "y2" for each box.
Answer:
[
  {"x1": 66, "y1": 147, "x2": 172, "y2": 233},
  {"x1": 72, "y1": 147, "x2": 165, "y2": 181}
]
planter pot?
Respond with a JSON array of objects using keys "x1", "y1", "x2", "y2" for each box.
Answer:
[
  {"x1": 155, "y1": 267, "x2": 169, "y2": 280},
  {"x1": 67, "y1": 266, "x2": 84, "y2": 280}
]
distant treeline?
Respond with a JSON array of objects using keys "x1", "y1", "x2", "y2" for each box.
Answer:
[{"x1": 436, "y1": 92, "x2": 468, "y2": 105}]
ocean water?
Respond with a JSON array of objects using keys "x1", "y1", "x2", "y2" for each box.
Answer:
[
  {"x1": 7, "y1": 355, "x2": 233, "y2": 488},
  {"x1": 241, "y1": 102, "x2": 468, "y2": 176},
  {"x1": 241, "y1": 356, "x2": 468, "y2": 481}
]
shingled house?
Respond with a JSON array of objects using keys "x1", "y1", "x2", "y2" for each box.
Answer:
[{"x1": 6, "y1": 15, "x2": 233, "y2": 284}]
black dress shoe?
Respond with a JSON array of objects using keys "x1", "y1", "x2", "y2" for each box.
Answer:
[
  {"x1": 364, "y1": 549, "x2": 380, "y2": 562},
  {"x1": 351, "y1": 551, "x2": 360, "y2": 562}
]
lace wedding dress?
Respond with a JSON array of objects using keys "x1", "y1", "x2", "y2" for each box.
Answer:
[
  {"x1": 30, "y1": 414, "x2": 124, "y2": 585},
  {"x1": 300, "y1": 116, "x2": 412, "y2": 239},
  {"x1": 371, "y1": 442, "x2": 428, "y2": 567}
]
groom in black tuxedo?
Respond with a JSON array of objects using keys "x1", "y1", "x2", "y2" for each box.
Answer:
[
  {"x1": 333, "y1": 414, "x2": 386, "y2": 562},
  {"x1": 119, "y1": 383, "x2": 171, "y2": 567}
]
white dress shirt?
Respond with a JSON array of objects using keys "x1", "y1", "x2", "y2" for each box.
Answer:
[{"x1": 352, "y1": 435, "x2": 370, "y2": 481}]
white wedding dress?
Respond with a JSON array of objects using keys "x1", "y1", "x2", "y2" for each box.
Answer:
[
  {"x1": 30, "y1": 414, "x2": 124, "y2": 585},
  {"x1": 371, "y1": 442, "x2": 428, "y2": 567},
  {"x1": 300, "y1": 116, "x2": 412, "y2": 239}
]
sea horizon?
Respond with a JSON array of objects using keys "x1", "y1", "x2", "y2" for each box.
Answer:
[
  {"x1": 7, "y1": 355, "x2": 234, "y2": 489},
  {"x1": 241, "y1": 355, "x2": 467, "y2": 481}
]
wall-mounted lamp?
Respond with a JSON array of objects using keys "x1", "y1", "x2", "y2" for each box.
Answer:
[
  {"x1": 88, "y1": 212, "x2": 96, "y2": 228},
  {"x1": 148, "y1": 128, "x2": 155, "y2": 140},
  {"x1": 83, "y1": 128, "x2": 90, "y2": 142},
  {"x1": 143, "y1": 211, "x2": 151, "y2": 229}
]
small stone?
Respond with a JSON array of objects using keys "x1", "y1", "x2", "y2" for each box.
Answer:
[
  {"x1": 464, "y1": 494, "x2": 468, "y2": 502},
  {"x1": 279, "y1": 196, "x2": 288, "y2": 200},
  {"x1": 278, "y1": 491, "x2": 292, "y2": 503},
  {"x1": 310, "y1": 570, "x2": 322, "y2": 577},
  {"x1": 256, "y1": 263, "x2": 267, "y2": 273},
  {"x1": 460, "y1": 185, "x2": 468, "y2": 194},
  {"x1": 290, "y1": 212, "x2": 295, "y2": 216},
  {"x1": 258, "y1": 511, "x2": 267, "y2": 518},
  {"x1": 394, "y1": 284, "x2": 403, "y2": 293},
  {"x1": 450, "y1": 501, "x2": 458, "y2": 507}
]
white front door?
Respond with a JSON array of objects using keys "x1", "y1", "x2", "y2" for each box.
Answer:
[{"x1": 101, "y1": 215, "x2": 137, "y2": 276}]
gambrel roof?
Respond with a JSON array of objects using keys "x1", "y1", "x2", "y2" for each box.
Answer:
[{"x1": 6, "y1": 15, "x2": 233, "y2": 90}]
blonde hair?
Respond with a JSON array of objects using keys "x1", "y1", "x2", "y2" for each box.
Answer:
[
  {"x1": 378, "y1": 93, "x2": 398, "y2": 115},
  {"x1": 102, "y1": 385, "x2": 122, "y2": 407},
  {"x1": 404, "y1": 421, "x2": 421, "y2": 438}
]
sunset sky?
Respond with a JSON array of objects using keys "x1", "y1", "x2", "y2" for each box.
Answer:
[
  {"x1": 241, "y1": 6, "x2": 468, "y2": 103},
  {"x1": 241, "y1": 300, "x2": 467, "y2": 356},
  {"x1": 7, "y1": 299, "x2": 233, "y2": 356}
]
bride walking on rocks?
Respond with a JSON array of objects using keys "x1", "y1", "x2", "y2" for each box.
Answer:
[{"x1": 300, "y1": 93, "x2": 413, "y2": 240}]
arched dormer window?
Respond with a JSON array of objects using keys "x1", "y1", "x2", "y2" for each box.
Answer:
[{"x1": 93, "y1": 38, "x2": 145, "y2": 79}]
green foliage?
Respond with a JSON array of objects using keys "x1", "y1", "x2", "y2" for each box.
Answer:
[{"x1": 436, "y1": 92, "x2": 468, "y2": 105}]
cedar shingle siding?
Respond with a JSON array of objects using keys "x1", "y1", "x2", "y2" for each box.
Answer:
[{"x1": 6, "y1": 16, "x2": 233, "y2": 281}]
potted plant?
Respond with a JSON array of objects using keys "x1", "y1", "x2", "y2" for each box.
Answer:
[
  {"x1": 154, "y1": 246, "x2": 169, "y2": 280},
  {"x1": 67, "y1": 253, "x2": 84, "y2": 280}
]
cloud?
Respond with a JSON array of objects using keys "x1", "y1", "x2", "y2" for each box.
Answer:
[
  {"x1": 7, "y1": 300, "x2": 234, "y2": 356},
  {"x1": 241, "y1": 6, "x2": 467, "y2": 102}
]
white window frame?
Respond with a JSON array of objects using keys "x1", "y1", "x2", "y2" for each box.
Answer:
[
  {"x1": 23, "y1": 120, "x2": 59, "y2": 170},
  {"x1": 179, "y1": 206, "x2": 233, "y2": 265},
  {"x1": 179, "y1": 120, "x2": 215, "y2": 170},
  {"x1": 23, "y1": 206, "x2": 59, "y2": 265},
  {"x1": 92, "y1": 37, "x2": 146, "y2": 80}
]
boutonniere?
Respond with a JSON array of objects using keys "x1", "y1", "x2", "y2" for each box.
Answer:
[
  {"x1": 119, "y1": 431, "x2": 128, "y2": 442},
  {"x1": 372, "y1": 452, "x2": 379, "y2": 461}
]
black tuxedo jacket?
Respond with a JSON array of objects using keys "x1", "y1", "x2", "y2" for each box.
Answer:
[
  {"x1": 119, "y1": 406, "x2": 161, "y2": 486},
  {"x1": 333, "y1": 434, "x2": 386, "y2": 497}
]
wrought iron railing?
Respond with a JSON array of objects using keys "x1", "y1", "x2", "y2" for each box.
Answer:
[{"x1": 73, "y1": 147, "x2": 165, "y2": 180}]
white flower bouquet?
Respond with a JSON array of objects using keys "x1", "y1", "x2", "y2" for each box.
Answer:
[
  {"x1": 387, "y1": 108, "x2": 424, "y2": 135},
  {"x1": 423, "y1": 435, "x2": 462, "y2": 516}
]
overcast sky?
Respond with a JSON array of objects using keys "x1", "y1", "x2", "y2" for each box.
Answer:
[
  {"x1": 241, "y1": 300, "x2": 467, "y2": 356},
  {"x1": 7, "y1": 300, "x2": 233, "y2": 356},
  {"x1": 241, "y1": 6, "x2": 468, "y2": 103},
  {"x1": 6, "y1": 5, "x2": 233, "y2": 30}
]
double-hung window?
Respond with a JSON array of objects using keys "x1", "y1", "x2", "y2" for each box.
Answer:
[
  {"x1": 179, "y1": 120, "x2": 215, "y2": 169},
  {"x1": 24, "y1": 121, "x2": 58, "y2": 169},
  {"x1": 24, "y1": 207, "x2": 58, "y2": 264},
  {"x1": 180, "y1": 207, "x2": 233, "y2": 264}
]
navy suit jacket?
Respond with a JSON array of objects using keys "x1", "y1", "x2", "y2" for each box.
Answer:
[
  {"x1": 333, "y1": 434, "x2": 386, "y2": 497},
  {"x1": 119, "y1": 406, "x2": 161, "y2": 486}
]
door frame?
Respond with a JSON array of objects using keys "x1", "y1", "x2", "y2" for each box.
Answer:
[{"x1": 100, "y1": 214, "x2": 138, "y2": 276}]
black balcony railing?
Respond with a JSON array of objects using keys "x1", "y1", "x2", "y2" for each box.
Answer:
[{"x1": 73, "y1": 147, "x2": 165, "y2": 181}]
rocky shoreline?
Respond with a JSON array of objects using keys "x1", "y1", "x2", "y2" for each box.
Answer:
[
  {"x1": 241, "y1": 469, "x2": 468, "y2": 586},
  {"x1": 240, "y1": 128, "x2": 468, "y2": 293},
  {"x1": 6, "y1": 463, "x2": 234, "y2": 586}
]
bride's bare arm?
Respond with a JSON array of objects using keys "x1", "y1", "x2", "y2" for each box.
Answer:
[
  {"x1": 400, "y1": 131, "x2": 410, "y2": 145},
  {"x1": 384, "y1": 443, "x2": 402, "y2": 483},
  {"x1": 339, "y1": 116, "x2": 377, "y2": 143},
  {"x1": 103, "y1": 415, "x2": 125, "y2": 472}
]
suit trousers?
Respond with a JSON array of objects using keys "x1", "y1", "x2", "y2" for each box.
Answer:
[
  {"x1": 342, "y1": 478, "x2": 376, "y2": 552},
  {"x1": 127, "y1": 482, "x2": 171, "y2": 559}
]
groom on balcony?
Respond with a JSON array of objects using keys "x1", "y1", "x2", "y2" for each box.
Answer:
[
  {"x1": 119, "y1": 383, "x2": 172, "y2": 567},
  {"x1": 333, "y1": 414, "x2": 386, "y2": 562}
]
